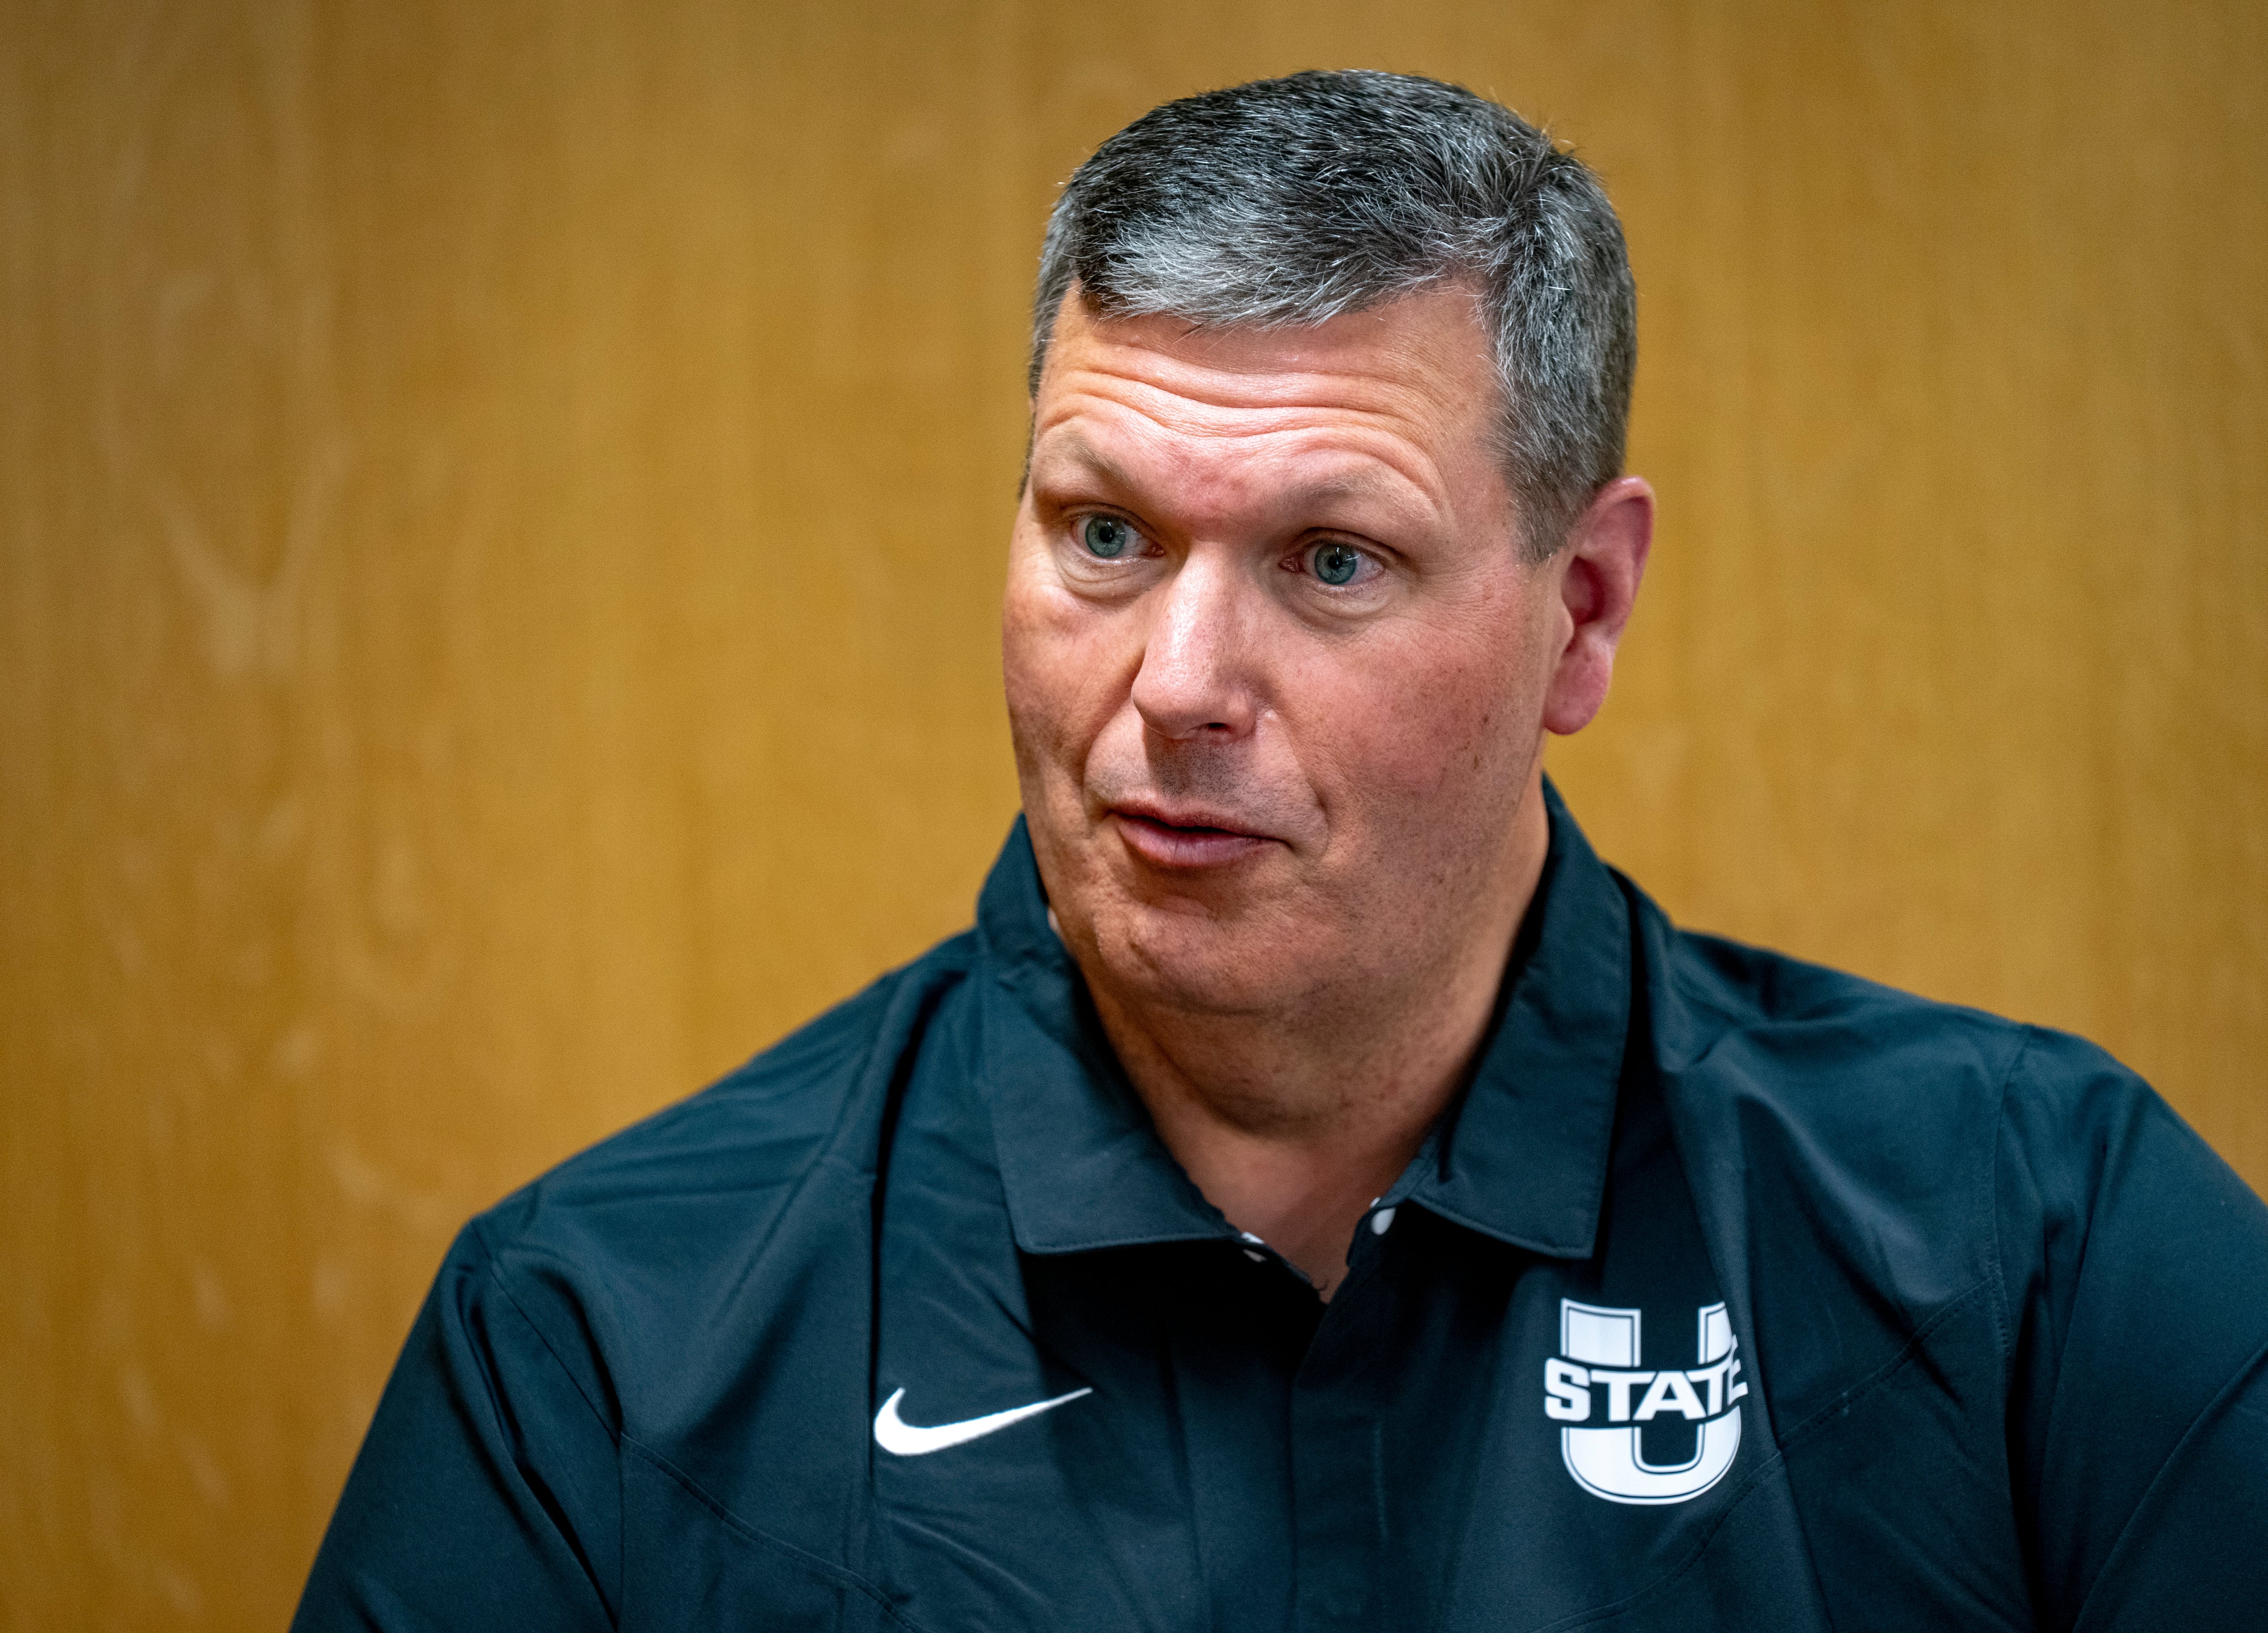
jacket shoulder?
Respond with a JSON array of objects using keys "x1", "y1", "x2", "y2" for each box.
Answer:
[
  {"x1": 500, "y1": 930, "x2": 975, "y2": 1226},
  {"x1": 1646, "y1": 898, "x2": 2031, "y2": 1095},
  {"x1": 1636, "y1": 896, "x2": 2035, "y2": 1323},
  {"x1": 1653, "y1": 912, "x2": 2209, "y2": 1158},
  {"x1": 447, "y1": 933, "x2": 979, "y2": 1415}
]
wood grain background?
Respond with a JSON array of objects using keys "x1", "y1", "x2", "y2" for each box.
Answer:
[{"x1": 3, "y1": 0, "x2": 2261, "y2": 1623}]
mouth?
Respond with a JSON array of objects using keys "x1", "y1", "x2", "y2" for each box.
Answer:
[{"x1": 1106, "y1": 803, "x2": 1279, "y2": 871}]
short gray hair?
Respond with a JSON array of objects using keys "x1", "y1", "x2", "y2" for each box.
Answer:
[{"x1": 1030, "y1": 70, "x2": 1636, "y2": 560}]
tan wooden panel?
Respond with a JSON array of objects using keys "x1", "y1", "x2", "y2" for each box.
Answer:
[{"x1": 1, "y1": 0, "x2": 2259, "y2": 1623}]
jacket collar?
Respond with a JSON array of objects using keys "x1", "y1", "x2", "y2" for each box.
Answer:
[
  {"x1": 972, "y1": 780, "x2": 1631, "y2": 1261},
  {"x1": 1394, "y1": 781, "x2": 1631, "y2": 1257}
]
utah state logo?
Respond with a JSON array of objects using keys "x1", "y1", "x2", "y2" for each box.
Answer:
[{"x1": 1543, "y1": 1298, "x2": 1751, "y2": 1505}]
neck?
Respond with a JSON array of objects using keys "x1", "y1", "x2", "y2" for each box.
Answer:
[{"x1": 1085, "y1": 771, "x2": 1551, "y2": 1299}]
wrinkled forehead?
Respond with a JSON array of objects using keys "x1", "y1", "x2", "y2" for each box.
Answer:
[
  {"x1": 1037, "y1": 280, "x2": 1497, "y2": 405},
  {"x1": 1029, "y1": 286, "x2": 1508, "y2": 508}
]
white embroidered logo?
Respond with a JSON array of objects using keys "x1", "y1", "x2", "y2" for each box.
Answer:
[
  {"x1": 1544, "y1": 1298, "x2": 1750, "y2": 1505},
  {"x1": 872, "y1": 1386, "x2": 1092, "y2": 1456}
]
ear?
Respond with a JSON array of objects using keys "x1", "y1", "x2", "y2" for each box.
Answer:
[{"x1": 1540, "y1": 475, "x2": 1654, "y2": 737}]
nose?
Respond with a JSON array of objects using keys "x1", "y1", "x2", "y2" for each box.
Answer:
[{"x1": 1129, "y1": 549, "x2": 1261, "y2": 741}]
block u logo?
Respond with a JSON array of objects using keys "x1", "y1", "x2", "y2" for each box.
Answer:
[{"x1": 1543, "y1": 1298, "x2": 1750, "y2": 1505}]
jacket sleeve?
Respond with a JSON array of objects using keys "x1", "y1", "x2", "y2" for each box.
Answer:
[
  {"x1": 1998, "y1": 1028, "x2": 2268, "y2": 1632},
  {"x1": 291, "y1": 1220, "x2": 621, "y2": 1632}
]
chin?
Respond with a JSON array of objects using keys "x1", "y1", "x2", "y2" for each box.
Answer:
[{"x1": 1086, "y1": 897, "x2": 1317, "y2": 1019}]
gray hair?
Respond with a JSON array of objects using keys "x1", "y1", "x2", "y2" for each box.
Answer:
[{"x1": 1029, "y1": 70, "x2": 1636, "y2": 560}]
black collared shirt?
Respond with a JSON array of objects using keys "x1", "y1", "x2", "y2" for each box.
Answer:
[{"x1": 296, "y1": 788, "x2": 2268, "y2": 1631}]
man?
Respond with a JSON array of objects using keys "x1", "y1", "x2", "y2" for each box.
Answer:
[{"x1": 295, "y1": 72, "x2": 2268, "y2": 1631}]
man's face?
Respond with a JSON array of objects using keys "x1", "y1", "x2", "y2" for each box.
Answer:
[{"x1": 1003, "y1": 288, "x2": 1575, "y2": 1027}]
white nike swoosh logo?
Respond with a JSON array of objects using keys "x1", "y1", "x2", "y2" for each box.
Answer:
[{"x1": 871, "y1": 1385, "x2": 1093, "y2": 1456}]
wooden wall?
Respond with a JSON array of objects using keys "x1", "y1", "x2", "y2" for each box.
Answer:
[{"x1": 3, "y1": 0, "x2": 2260, "y2": 1623}]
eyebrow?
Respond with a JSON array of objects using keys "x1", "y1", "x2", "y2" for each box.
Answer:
[
  {"x1": 1026, "y1": 430, "x2": 1140, "y2": 497},
  {"x1": 1030, "y1": 430, "x2": 1417, "y2": 515}
]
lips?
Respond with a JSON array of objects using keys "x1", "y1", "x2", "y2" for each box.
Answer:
[{"x1": 1107, "y1": 803, "x2": 1279, "y2": 870}]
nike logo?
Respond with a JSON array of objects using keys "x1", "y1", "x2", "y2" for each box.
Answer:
[{"x1": 871, "y1": 1385, "x2": 1093, "y2": 1456}]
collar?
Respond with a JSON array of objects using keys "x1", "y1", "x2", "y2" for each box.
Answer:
[
  {"x1": 972, "y1": 780, "x2": 1631, "y2": 1261},
  {"x1": 1392, "y1": 780, "x2": 1631, "y2": 1256}
]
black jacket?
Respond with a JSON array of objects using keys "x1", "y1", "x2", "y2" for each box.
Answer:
[{"x1": 295, "y1": 787, "x2": 2268, "y2": 1631}]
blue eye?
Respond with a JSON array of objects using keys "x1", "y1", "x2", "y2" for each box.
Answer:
[
  {"x1": 1311, "y1": 541, "x2": 1364, "y2": 585},
  {"x1": 1080, "y1": 516, "x2": 1134, "y2": 559}
]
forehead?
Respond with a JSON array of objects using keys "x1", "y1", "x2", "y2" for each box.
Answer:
[{"x1": 1028, "y1": 287, "x2": 1506, "y2": 515}]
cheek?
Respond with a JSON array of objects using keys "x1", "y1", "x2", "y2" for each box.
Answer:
[
  {"x1": 1301, "y1": 604, "x2": 1547, "y2": 815},
  {"x1": 1001, "y1": 555, "x2": 1129, "y2": 782}
]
